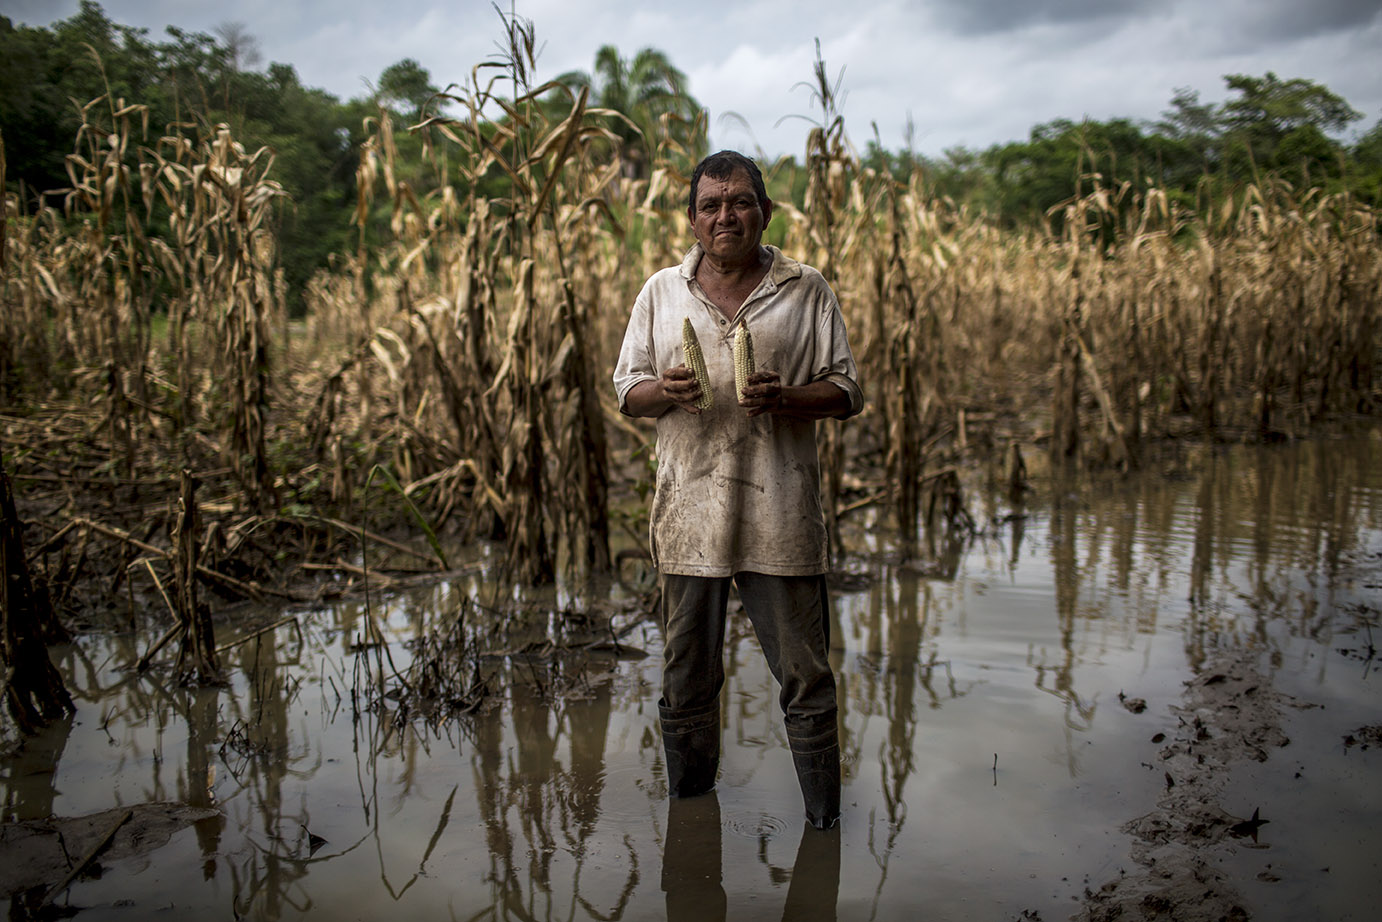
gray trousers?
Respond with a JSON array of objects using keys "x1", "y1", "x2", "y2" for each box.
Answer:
[{"x1": 658, "y1": 571, "x2": 841, "y2": 827}]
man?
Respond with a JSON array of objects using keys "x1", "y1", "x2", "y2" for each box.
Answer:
[{"x1": 613, "y1": 150, "x2": 862, "y2": 830}]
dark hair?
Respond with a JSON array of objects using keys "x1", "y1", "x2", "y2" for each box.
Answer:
[{"x1": 688, "y1": 150, "x2": 769, "y2": 214}]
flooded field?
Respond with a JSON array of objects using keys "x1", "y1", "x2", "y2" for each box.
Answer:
[{"x1": 3, "y1": 432, "x2": 1380, "y2": 921}]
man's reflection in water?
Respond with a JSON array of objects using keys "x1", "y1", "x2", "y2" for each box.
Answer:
[
  {"x1": 782, "y1": 822, "x2": 840, "y2": 921},
  {"x1": 661, "y1": 794, "x2": 841, "y2": 922},
  {"x1": 662, "y1": 794, "x2": 727, "y2": 922}
]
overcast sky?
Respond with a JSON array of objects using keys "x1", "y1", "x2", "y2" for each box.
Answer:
[{"x1": 6, "y1": 0, "x2": 1381, "y2": 159}]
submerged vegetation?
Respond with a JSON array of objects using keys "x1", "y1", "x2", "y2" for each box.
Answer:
[{"x1": 1, "y1": 4, "x2": 1380, "y2": 740}]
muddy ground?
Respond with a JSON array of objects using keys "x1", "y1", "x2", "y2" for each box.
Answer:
[{"x1": 1074, "y1": 546, "x2": 1381, "y2": 922}]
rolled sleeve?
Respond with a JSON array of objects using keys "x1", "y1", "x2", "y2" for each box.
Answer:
[
  {"x1": 810, "y1": 282, "x2": 863, "y2": 418},
  {"x1": 818, "y1": 373, "x2": 863, "y2": 418},
  {"x1": 612, "y1": 291, "x2": 660, "y2": 414}
]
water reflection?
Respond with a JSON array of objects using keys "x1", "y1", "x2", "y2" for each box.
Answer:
[
  {"x1": 2, "y1": 434, "x2": 1378, "y2": 919},
  {"x1": 464, "y1": 667, "x2": 647, "y2": 922},
  {"x1": 224, "y1": 633, "x2": 317, "y2": 920},
  {"x1": 1, "y1": 712, "x2": 72, "y2": 820},
  {"x1": 662, "y1": 794, "x2": 726, "y2": 921},
  {"x1": 878, "y1": 570, "x2": 922, "y2": 825},
  {"x1": 185, "y1": 685, "x2": 224, "y2": 878},
  {"x1": 1038, "y1": 497, "x2": 1097, "y2": 776},
  {"x1": 661, "y1": 793, "x2": 841, "y2": 922}
]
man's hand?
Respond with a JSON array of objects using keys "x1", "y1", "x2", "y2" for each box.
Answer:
[
  {"x1": 739, "y1": 370, "x2": 783, "y2": 418},
  {"x1": 663, "y1": 364, "x2": 705, "y2": 414},
  {"x1": 623, "y1": 368, "x2": 705, "y2": 418},
  {"x1": 740, "y1": 372, "x2": 853, "y2": 420}
]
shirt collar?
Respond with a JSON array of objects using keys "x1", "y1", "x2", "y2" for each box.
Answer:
[{"x1": 679, "y1": 243, "x2": 804, "y2": 288}]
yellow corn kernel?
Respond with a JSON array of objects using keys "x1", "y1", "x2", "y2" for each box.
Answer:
[
  {"x1": 734, "y1": 323, "x2": 755, "y2": 401},
  {"x1": 682, "y1": 317, "x2": 713, "y2": 410}
]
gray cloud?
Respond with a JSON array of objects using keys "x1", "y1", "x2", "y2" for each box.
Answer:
[
  {"x1": 1243, "y1": 0, "x2": 1382, "y2": 40},
  {"x1": 9, "y1": 0, "x2": 1381, "y2": 158},
  {"x1": 928, "y1": 0, "x2": 1382, "y2": 42},
  {"x1": 928, "y1": 0, "x2": 1160, "y2": 35}
]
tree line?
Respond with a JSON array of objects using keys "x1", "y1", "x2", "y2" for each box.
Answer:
[
  {"x1": 4, "y1": 2, "x2": 1380, "y2": 313},
  {"x1": 875, "y1": 72, "x2": 1382, "y2": 226}
]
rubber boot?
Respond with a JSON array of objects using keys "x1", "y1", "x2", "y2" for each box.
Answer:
[
  {"x1": 788, "y1": 725, "x2": 841, "y2": 830},
  {"x1": 660, "y1": 700, "x2": 720, "y2": 797}
]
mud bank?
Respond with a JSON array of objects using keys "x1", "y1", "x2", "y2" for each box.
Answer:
[
  {"x1": 1076, "y1": 546, "x2": 1382, "y2": 922},
  {"x1": 1076, "y1": 651, "x2": 1293, "y2": 922}
]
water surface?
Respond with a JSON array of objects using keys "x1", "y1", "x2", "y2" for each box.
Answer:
[{"x1": 3, "y1": 432, "x2": 1379, "y2": 921}]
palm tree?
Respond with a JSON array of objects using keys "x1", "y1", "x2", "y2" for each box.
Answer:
[{"x1": 556, "y1": 45, "x2": 704, "y2": 178}]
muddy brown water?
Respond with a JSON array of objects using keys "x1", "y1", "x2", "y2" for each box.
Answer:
[{"x1": 3, "y1": 432, "x2": 1379, "y2": 921}]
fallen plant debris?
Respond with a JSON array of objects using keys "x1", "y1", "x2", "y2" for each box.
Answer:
[
  {"x1": 0, "y1": 803, "x2": 220, "y2": 903},
  {"x1": 1227, "y1": 807, "x2": 1270, "y2": 841},
  {"x1": 1119, "y1": 692, "x2": 1148, "y2": 714},
  {"x1": 1343, "y1": 726, "x2": 1382, "y2": 751},
  {"x1": 351, "y1": 594, "x2": 658, "y2": 729}
]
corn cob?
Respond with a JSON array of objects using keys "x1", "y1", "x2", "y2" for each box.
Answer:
[
  {"x1": 733, "y1": 322, "x2": 755, "y2": 401},
  {"x1": 682, "y1": 317, "x2": 713, "y2": 410}
]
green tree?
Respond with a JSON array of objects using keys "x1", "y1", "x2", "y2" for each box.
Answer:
[
  {"x1": 555, "y1": 45, "x2": 703, "y2": 178},
  {"x1": 213, "y1": 21, "x2": 261, "y2": 73},
  {"x1": 1351, "y1": 119, "x2": 1382, "y2": 204},
  {"x1": 927, "y1": 146, "x2": 1004, "y2": 213},
  {"x1": 248, "y1": 62, "x2": 359, "y2": 313},
  {"x1": 0, "y1": 4, "x2": 360, "y2": 314},
  {"x1": 1219, "y1": 72, "x2": 1361, "y2": 181},
  {"x1": 1156, "y1": 87, "x2": 1221, "y2": 180},
  {"x1": 377, "y1": 57, "x2": 438, "y2": 121},
  {"x1": 0, "y1": 2, "x2": 167, "y2": 206},
  {"x1": 983, "y1": 117, "x2": 1158, "y2": 225}
]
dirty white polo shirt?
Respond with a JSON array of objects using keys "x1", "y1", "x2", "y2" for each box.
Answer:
[{"x1": 613, "y1": 244, "x2": 862, "y2": 577}]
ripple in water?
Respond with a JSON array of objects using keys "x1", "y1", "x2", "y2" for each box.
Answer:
[
  {"x1": 587, "y1": 764, "x2": 666, "y2": 830},
  {"x1": 724, "y1": 810, "x2": 791, "y2": 839}
]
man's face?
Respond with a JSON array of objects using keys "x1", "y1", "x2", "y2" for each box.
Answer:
[{"x1": 688, "y1": 169, "x2": 772, "y2": 265}]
